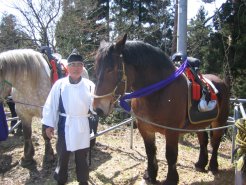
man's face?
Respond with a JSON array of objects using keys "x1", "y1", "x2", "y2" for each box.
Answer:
[{"x1": 67, "y1": 61, "x2": 84, "y2": 80}]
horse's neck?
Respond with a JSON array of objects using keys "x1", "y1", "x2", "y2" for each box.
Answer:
[
  {"x1": 126, "y1": 65, "x2": 169, "y2": 91},
  {"x1": 10, "y1": 68, "x2": 51, "y2": 105}
]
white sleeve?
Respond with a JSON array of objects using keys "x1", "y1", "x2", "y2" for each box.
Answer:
[
  {"x1": 89, "y1": 81, "x2": 96, "y2": 114},
  {"x1": 41, "y1": 81, "x2": 61, "y2": 129}
]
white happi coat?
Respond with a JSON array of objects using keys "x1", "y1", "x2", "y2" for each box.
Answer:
[{"x1": 42, "y1": 76, "x2": 95, "y2": 151}]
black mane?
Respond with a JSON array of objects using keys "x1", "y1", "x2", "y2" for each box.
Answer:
[
  {"x1": 122, "y1": 41, "x2": 174, "y2": 70},
  {"x1": 95, "y1": 40, "x2": 175, "y2": 78}
]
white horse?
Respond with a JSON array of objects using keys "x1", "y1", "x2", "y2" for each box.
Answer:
[
  {"x1": 0, "y1": 49, "x2": 55, "y2": 167},
  {"x1": 0, "y1": 49, "x2": 91, "y2": 167}
]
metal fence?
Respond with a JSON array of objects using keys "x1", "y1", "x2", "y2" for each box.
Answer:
[{"x1": 5, "y1": 98, "x2": 246, "y2": 161}]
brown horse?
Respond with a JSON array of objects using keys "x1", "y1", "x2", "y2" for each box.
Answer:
[{"x1": 93, "y1": 34, "x2": 230, "y2": 185}]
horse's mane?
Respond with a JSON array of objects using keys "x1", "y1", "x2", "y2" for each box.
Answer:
[
  {"x1": 123, "y1": 41, "x2": 173, "y2": 69},
  {"x1": 0, "y1": 49, "x2": 50, "y2": 87},
  {"x1": 96, "y1": 40, "x2": 174, "y2": 71}
]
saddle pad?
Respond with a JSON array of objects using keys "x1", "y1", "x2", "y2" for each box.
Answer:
[{"x1": 187, "y1": 82, "x2": 219, "y2": 124}]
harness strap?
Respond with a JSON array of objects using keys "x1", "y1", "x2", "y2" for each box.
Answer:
[{"x1": 120, "y1": 59, "x2": 188, "y2": 112}]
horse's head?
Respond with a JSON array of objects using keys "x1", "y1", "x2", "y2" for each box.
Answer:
[{"x1": 93, "y1": 34, "x2": 128, "y2": 116}]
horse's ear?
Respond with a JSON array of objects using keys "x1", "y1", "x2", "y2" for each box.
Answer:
[{"x1": 115, "y1": 34, "x2": 127, "y2": 52}]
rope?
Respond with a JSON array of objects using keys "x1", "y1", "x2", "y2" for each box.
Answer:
[
  {"x1": 3, "y1": 98, "x2": 43, "y2": 108},
  {"x1": 235, "y1": 118, "x2": 246, "y2": 171},
  {"x1": 127, "y1": 109, "x2": 234, "y2": 133},
  {"x1": 235, "y1": 118, "x2": 246, "y2": 152}
]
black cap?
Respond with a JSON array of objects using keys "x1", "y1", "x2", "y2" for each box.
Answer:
[{"x1": 67, "y1": 49, "x2": 83, "y2": 63}]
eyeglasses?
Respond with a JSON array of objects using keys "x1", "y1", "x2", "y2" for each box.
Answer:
[{"x1": 68, "y1": 62, "x2": 83, "y2": 67}]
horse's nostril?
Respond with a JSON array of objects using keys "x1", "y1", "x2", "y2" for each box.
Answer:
[{"x1": 95, "y1": 108, "x2": 104, "y2": 117}]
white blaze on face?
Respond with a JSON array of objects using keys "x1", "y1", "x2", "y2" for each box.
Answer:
[{"x1": 93, "y1": 96, "x2": 113, "y2": 115}]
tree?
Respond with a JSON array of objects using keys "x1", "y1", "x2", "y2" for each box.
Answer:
[
  {"x1": 11, "y1": 0, "x2": 62, "y2": 50},
  {"x1": 187, "y1": 6, "x2": 212, "y2": 58},
  {"x1": 110, "y1": 0, "x2": 174, "y2": 54},
  {"x1": 0, "y1": 13, "x2": 33, "y2": 52},
  {"x1": 213, "y1": 0, "x2": 246, "y2": 98}
]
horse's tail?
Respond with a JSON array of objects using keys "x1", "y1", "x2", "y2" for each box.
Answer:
[{"x1": 223, "y1": 70, "x2": 233, "y2": 97}]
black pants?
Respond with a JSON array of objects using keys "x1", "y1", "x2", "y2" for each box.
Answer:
[
  {"x1": 54, "y1": 134, "x2": 89, "y2": 184},
  {"x1": 6, "y1": 100, "x2": 18, "y2": 127}
]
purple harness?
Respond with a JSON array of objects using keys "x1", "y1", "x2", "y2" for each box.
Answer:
[{"x1": 120, "y1": 59, "x2": 188, "y2": 112}]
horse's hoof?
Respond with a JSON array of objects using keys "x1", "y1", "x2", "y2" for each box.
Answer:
[
  {"x1": 208, "y1": 166, "x2": 219, "y2": 174},
  {"x1": 43, "y1": 154, "x2": 56, "y2": 163},
  {"x1": 195, "y1": 163, "x2": 207, "y2": 172},
  {"x1": 141, "y1": 179, "x2": 160, "y2": 185},
  {"x1": 162, "y1": 180, "x2": 178, "y2": 185},
  {"x1": 143, "y1": 170, "x2": 157, "y2": 184},
  {"x1": 20, "y1": 157, "x2": 36, "y2": 168}
]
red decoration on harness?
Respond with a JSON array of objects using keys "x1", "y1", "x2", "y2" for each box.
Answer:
[
  {"x1": 60, "y1": 63, "x2": 68, "y2": 76},
  {"x1": 185, "y1": 68, "x2": 217, "y2": 101},
  {"x1": 50, "y1": 59, "x2": 59, "y2": 84},
  {"x1": 185, "y1": 68, "x2": 201, "y2": 101}
]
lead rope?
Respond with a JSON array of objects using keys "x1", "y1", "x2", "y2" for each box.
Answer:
[{"x1": 127, "y1": 109, "x2": 233, "y2": 132}]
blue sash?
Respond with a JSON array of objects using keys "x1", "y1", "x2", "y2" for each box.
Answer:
[{"x1": 0, "y1": 103, "x2": 8, "y2": 141}]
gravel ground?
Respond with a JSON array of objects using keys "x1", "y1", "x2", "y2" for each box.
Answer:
[{"x1": 0, "y1": 118, "x2": 235, "y2": 185}]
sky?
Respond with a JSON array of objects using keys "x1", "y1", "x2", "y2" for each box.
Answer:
[
  {"x1": 0, "y1": 0, "x2": 226, "y2": 24},
  {"x1": 0, "y1": 0, "x2": 18, "y2": 17},
  {"x1": 187, "y1": 0, "x2": 225, "y2": 21}
]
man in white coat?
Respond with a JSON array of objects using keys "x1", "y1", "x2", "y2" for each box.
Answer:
[{"x1": 42, "y1": 51, "x2": 95, "y2": 185}]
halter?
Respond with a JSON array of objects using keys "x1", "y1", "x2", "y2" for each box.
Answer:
[{"x1": 94, "y1": 54, "x2": 128, "y2": 104}]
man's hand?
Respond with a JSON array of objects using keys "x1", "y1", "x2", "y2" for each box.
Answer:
[{"x1": 46, "y1": 127, "x2": 54, "y2": 139}]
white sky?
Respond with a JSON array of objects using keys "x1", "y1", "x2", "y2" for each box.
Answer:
[
  {"x1": 187, "y1": 0, "x2": 225, "y2": 21},
  {"x1": 0, "y1": 0, "x2": 18, "y2": 16},
  {"x1": 0, "y1": 0, "x2": 226, "y2": 24}
]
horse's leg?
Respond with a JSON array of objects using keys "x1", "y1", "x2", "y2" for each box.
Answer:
[
  {"x1": 42, "y1": 125, "x2": 55, "y2": 163},
  {"x1": 20, "y1": 120, "x2": 35, "y2": 167},
  {"x1": 163, "y1": 131, "x2": 179, "y2": 185},
  {"x1": 208, "y1": 124, "x2": 224, "y2": 173},
  {"x1": 140, "y1": 129, "x2": 158, "y2": 183},
  {"x1": 195, "y1": 131, "x2": 208, "y2": 172}
]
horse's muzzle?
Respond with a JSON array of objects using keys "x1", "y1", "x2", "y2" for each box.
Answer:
[{"x1": 95, "y1": 108, "x2": 104, "y2": 117}]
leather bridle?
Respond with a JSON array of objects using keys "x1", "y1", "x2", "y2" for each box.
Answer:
[{"x1": 94, "y1": 54, "x2": 128, "y2": 104}]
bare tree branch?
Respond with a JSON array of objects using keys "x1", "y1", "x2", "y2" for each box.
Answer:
[{"x1": 11, "y1": 0, "x2": 62, "y2": 49}]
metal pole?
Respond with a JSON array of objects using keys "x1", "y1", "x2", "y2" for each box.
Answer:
[
  {"x1": 90, "y1": 118, "x2": 133, "y2": 140},
  {"x1": 130, "y1": 118, "x2": 133, "y2": 149},
  {"x1": 177, "y1": 0, "x2": 187, "y2": 55},
  {"x1": 232, "y1": 103, "x2": 240, "y2": 163}
]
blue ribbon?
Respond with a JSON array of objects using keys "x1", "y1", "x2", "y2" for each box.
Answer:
[{"x1": 120, "y1": 59, "x2": 188, "y2": 112}]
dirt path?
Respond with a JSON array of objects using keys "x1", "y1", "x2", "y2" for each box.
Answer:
[{"x1": 0, "y1": 119, "x2": 234, "y2": 185}]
